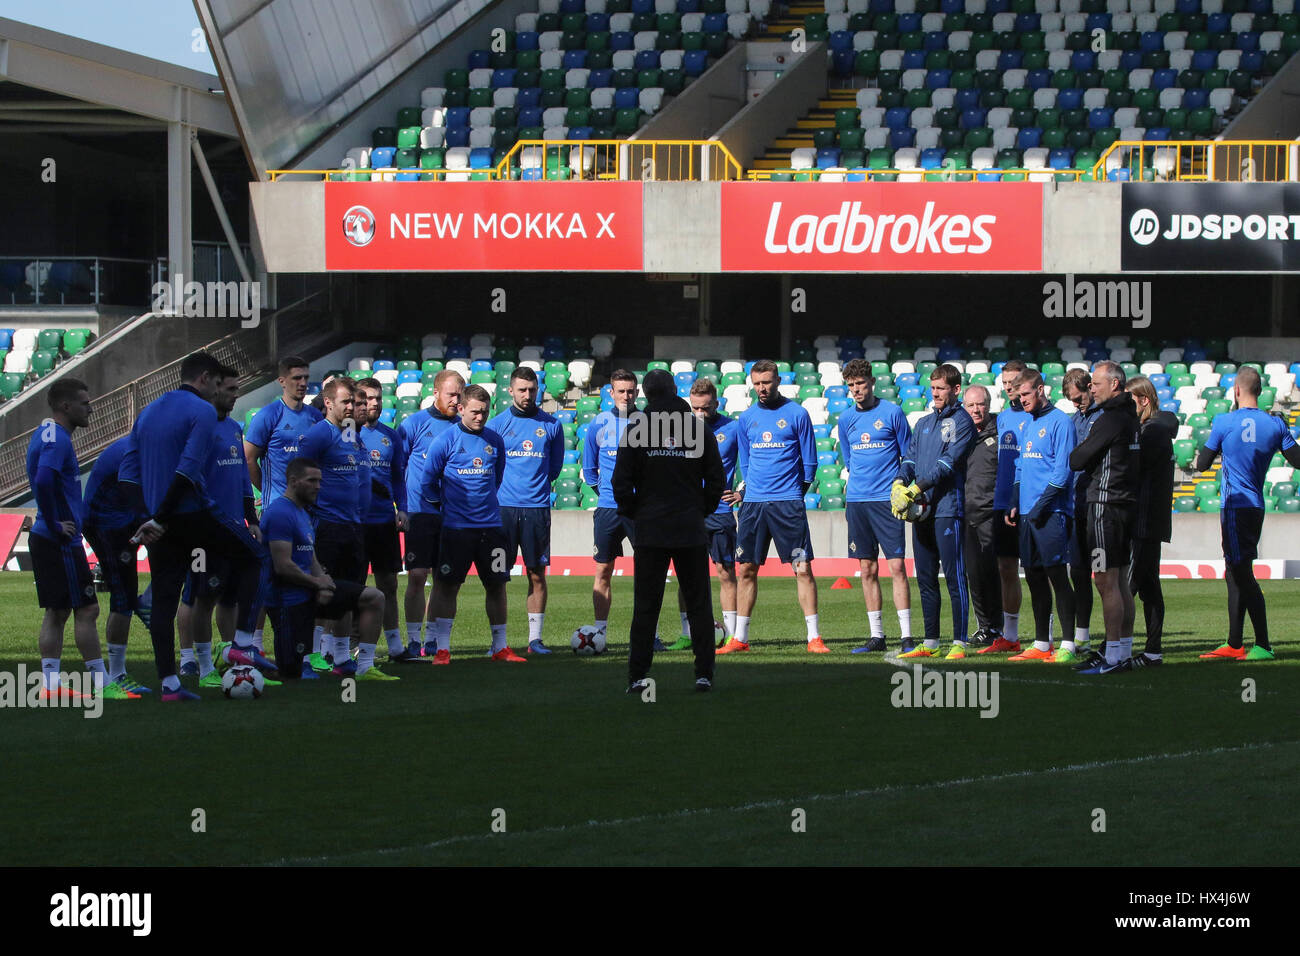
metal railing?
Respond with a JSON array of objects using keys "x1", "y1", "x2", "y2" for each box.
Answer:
[
  {"x1": 0, "y1": 286, "x2": 338, "y2": 505},
  {"x1": 746, "y1": 166, "x2": 1086, "y2": 181},
  {"x1": 266, "y1": 139, "x2": 744, "y2": 182},
  {"x1": 1091, "y1": 140, "x2": 1300, "y2": 182}
]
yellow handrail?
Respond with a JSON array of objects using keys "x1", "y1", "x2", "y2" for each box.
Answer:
[
  {"x1": 745, "y1": 167, "x2": 1086, "y2": 181},
  {"x1": 1090, "y1": 139, "x2": 1300, "y2": 182},
  {"x1": 267, "y1": 139, "x2": 744, "y2": 183}
]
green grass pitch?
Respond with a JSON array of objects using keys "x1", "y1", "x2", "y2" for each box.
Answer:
[{"x1": 0, "y1": 573, "x2": 1296, "y2": 866}]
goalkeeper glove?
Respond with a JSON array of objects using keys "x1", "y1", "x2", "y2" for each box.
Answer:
[{"x1": 889, "y1": 480, "x2": 909, "y2": 517}]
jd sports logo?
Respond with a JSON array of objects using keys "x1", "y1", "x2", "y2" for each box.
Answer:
[{"x1": 1129, "y1": 208, "x2": 1160, "y2": 246}]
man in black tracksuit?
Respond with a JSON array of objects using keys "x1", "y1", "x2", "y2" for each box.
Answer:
[
  {"x1": 614, "y1": 369, "x2": 725, "y2": 692},
  {"x1": 1067, "y1": 361, "x2": 1141, "y2": 675},
  {"x1": 961, "y1": 384, "x2": 1001, "y2": 645}
]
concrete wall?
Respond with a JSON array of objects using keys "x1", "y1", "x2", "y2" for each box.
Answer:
[
  {"x1": 1224, "y1": 53, "x2": 1300, "y2": 143},
  {"x1": 253, "y1": 179, "x2": 1143, "y2": 275},
  {"x1": 711, "y1": 41, "x2": 827, "y2": 170},
  {"x1": 543, "y1": 510, "x2": 1300, "y2": 562},
  {"x1": 634, "y1": 43, "x2": 749, "y2": 144}
]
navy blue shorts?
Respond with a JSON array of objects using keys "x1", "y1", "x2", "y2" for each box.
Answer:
[
  {"x1": 501, "y1": 506, "x2": 552, "y2": 568},
  {"x1": 846, "y1": 500, "x2": 906, "y2": 560},
  {"x1": 1221, "y1": 507, "x2": 1264, "y2": 565},
  {"x1": 316, "y1": 520, "x2": 366, "y2": 584},
  {"x1": 363, "y1": 520, "x2": 402, "y2": 575},
  {"x1": 736, "y1": 500, "x2": 814, "y2": 566},
  {"x1": 1019, "y1": 511, "x2": 1072, "y2": 569},
  {"x1": 593, "y1": 506, "x2": 634, "y2": 563},
  {"x1": 30, "y1": 533, "x2": 95, "y2": 610},
  {"x1": 181, "y1": 553, "x2": 239, "y2": 608},
  {"x1": 404, "y1": 511, "x2": 442, "y2": 571},
  {"x1": 84, "y1": 524, "x2": 138, "y2": 614},
  {"x1": 437, "y1": 526, "x2": 512, "y2": 585},
  {"x1": 705, "y1": 511, "x2": 737, "y2": 567}
]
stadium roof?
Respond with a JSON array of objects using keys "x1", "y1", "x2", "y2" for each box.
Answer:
[
  {"x1": 194, "y1": 0, "x2": 499, "y2": 179},
  {"x1": 0, "y1": 16, "x2": 236, "y2": 137}
]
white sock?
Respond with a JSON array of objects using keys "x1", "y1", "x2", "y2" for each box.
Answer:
[
  {"x1": 252, "y1": 629, "x2": 264, "y2": 652},
  {"x1": 1048, "y1": 614, "x2": 1056, "y2": 641},
  {"x1": 435, "y1": 617, "x2": 453, "y2": 652},
  {"x1": 735, "y1": 615, "x2": 750, "y2": 644},
  {"x1": 179, "y1": 647, "x2": 196, "y2": 666},
  {"x1": 680, "y1": 610, "x2": 690, "y2": 635},
  {"x1": 334, "y1": 635, "x2": 351, "y2": 663},
  {"x1": 1074, "y1": 626, "x2": 1089, "y2": 646},
  {"x1": 1062, "y1": 640, "x2": 1077, "y2": 654},
  {"x1": 312, "y1": 626, "x2": 324, "y2": 654},
  {"x1": 1034, "y1": 639, "x2": 1051, "y2": 652},
  {"x1": 357, "y1": 642, "x2": 376, "y2": 672},
  {"x1": 321, "y1": 631, "x2": 334, "y2": 658},
  {"x1": 41, "y1": 658, "x2": 61, "y2": 692},
  {"x1": 528, "y1": 613, "x2": 544, "y2": 643},
  {"x1": 406, "y1": 621, "x2": 423, "y2": 645},
  {"x1": 234, "y1": 629, "x2": 255, "y2": 649},
  {"x1": 107, "y1": 643, "x2": 127, "y2": 681},
  {"x1": 594, "y1": 619, "x2": 608, "y2": 633},
  {"x1": 84, "y1": 659, "x2": 107, "y2": 679},
  {"x1": 162, "y1": 674, "x2": 181, "y2": 692},
  {"x1": 1145, "y1": 651, "x2": 1162, "y2": 660},
  {"x1": 867, "y1": 610, "x2": 883, "y2": 638},
  {"x1": 723, "y1": 610, "x2": 736, "y2": 637},
  {"x1": 1003, "y1": 612, "x2": 1019, "y2": 642},
  {"x1": 490, "y1": 624, "x2": 508, "y2": 654},
  {"x1": 805, "y1": 614, "x2": 819, "y2": 641},
  {"x1": 195, "y1": 642, "x2": 214, "y2": 678},
  {"x1": 1105, "y1": 640, "x2": 1122, "y2": 665},
  {"x1": 897, "y1": 608, "x2": 912, "y2": 638},
  {"x1": 384, "y1": 628, "x2": 404, "y2": 654},
  {"x1": 924, "y1": 638, "x2": 939, "y2": 649},
  {"x1": 1119, "y1": 636, "x2": 1133, "y2": 659}
]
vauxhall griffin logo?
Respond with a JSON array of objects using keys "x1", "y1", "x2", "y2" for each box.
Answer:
[
  {"x1": 343, "y1": 205, "x2": 376, "y2": 247},
  {"x1": 1129, "y1": 208, "x2": 1160, "y2": 246}
]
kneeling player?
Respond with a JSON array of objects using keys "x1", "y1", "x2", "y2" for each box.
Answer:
[
  {"x1": 263, "y1": 459, "x2": 392, "y2": 680},
  {"x1": 423, "y1": 385, "x2": 523, "y2": 663}
]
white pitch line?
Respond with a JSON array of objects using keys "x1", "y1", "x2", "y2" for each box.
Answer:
[{"x1": 260, "y1": 741, "x2": 1283, "y2": 866}]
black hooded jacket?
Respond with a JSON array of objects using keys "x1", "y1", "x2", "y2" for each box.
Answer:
[
  {"x1": 612, "y1": 395, "x2": 725, "y2": 549},
  {"x1": 1135, "y1": 409, "x2": 1178, "y2": 542},
  {"x1": 1067, "y1": 391, "x2": 1141, "y2": 506}
]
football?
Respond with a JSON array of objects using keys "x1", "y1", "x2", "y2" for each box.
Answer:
[
  {"x1": 714, "y1": 620, "x2": 727, "y2": 646},
  {"x1": 904, "y1": 496, "x2": 932, "y2": 523},
  {"x1": 221, "y1": 665, "x2": 265, "y2": 699},
  {"x1": 570, "y1": 625, "x2": 608, "y2": 656}
]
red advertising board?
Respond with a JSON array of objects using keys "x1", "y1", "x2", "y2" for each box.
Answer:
[
  {"x1": 324, "y1": 181, "x2": 643, "y2": 271},
  {"x1": 720, "y1": 182, "x2": 1043, "y2": 271}
]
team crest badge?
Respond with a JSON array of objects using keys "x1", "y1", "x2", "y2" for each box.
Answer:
[
  {"x1": 119, "y1": 551, "x2": 132, "y2": 565},
  {"x1": 535, "y1": 427, "x2": 545, "y2": 437},
  {"x1": 405, "y1": 551, "x2": 415, "y2": 563},
  {"x1": 941, "y1": 420, "x2": 955, "y2": 441},
  {"x1": 209, "y1": 575, "x2": 221, "y2": 588},
  {"x1": 777, "y1": 419, "x2": 787, "y2": 428},
  {"x1": 381, "y1": 437, "x2": 390, "y2": 447},
  {"x1": 84, "y1": 585, "x2": 95, "y2": 598},
  {"x1": 485, "y1": 444, "x2": 494, "y2": 455},
  {"x1": 735, "y1": 546, "x2": 744, "y2": 558},
  {"x1": 849, "y1": 541, "x2": 857, "y2": 553},
  {"x1": 716, "y1": 434, "x2": 725, "y2": 443},
  {"x1": 1039, "y1": 428, "x2": 1046, "y2": 438},
  {"x1": 440, "y1": 565, "x2": 452, "y2": 575}
]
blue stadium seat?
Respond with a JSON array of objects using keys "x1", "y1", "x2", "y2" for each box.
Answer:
[
  {"x1": 885, "y1": 106, "x2": 911, "y2": 128},
  {"x1": 955, "y1": 88, "x2": 981, "y2": 110},
  {"x1": 520, "y1": 107, "x2": 543, "y2": 127},
  {"x1": 904, "y1": 49, "x2": 928, "y2": 69},
  {"x1": 1085, "y1": 13, "x2": 1111, "y2": 31},
  {"x1": 561, "y1": 51, "x2": 586, "y2": 69},
  {"x1": 890, "y1": 127, "x2": 916, "y2": 148},
  {"x1": 610, "y1": 32, "x2": 633, "y2": 51},
  {"x1": 1014, "y1": 13, "x2": 1040, "y2": 31},
  {"x1": 517, "y1": 88, "x2": 541, "y2": 108},
  {"x1": 703, "y1": 13, "x2": 727, "y2": 31},
  {"x1": 780, "y1": 371, "x2": 796, "y2": 384},
  {"x1": 1027, "y1": 69, "x2": 1051, "y2": 89},
  {"x1": 1017, "y1": 128, "x2": 1042, "y2": 149},
  {"x1": 827, "y1": 397, "x2": 850, "y2": 414},
  {"x1": 1237, "y1": 31, "x2": 1260, "y2": 53},
  {"x1": 1120, "y1": 50, "x2": 1143, "y2": 72},
  {"x1": 816, "y1": 147, "x2": 842, "y2": 169},
  {"x1": 998, "y1": 50, "x2": 1024, "y2": 71},
  {"x1": 1192, "y1": 49, "x2": 1218, "y2": 72},
  {"x1": 1057, "y1": 88, "x2": 1083, "y2": 110},
  {"x1": 444, "y1": 127, "x2": 469, "y2": 148},
  {"x1": 397, "y1": 370, "x2": 421, "y2": 384},
  {"x1": 926, "y1": 68, "x2": 952, "y2": 88},
  {"x1": 1049, "y1": 148, "x2": 1074, "y2": 168},
  {"x1": 1088, "y1": 107, "x2": 1114, "y2": 129},
  {"x1": 517, "y1": 31, "x2": 539, "y2": 50},
  {"x1": 1183, "y1": 88, "x2": 1209, "y2": 109},
  {"x1": 924, "y1": 31, "x2": 946, "y2": 51},
  {"x1": 804, "y1": 493, "x2": 822, "y2": 510},
  {"x1": 1140, "y1": 31, "x2": 1163, "y2": 53},
  {"x1": 823, "y1": 385, "x2": 847, "y2": 399},
  {"x1": 1153, "y1": 69, "x2": 1177, "y2": 90},
  {"x1": 446, "y1": 107, "x2": 471, "y2": 128},
  {"x1": 590, "y1": 68, "x2": 615, "y2": 87},
  {"x1": 615, "y1": 87, "x2": 639, "y2": 109},
  {"x1": 492, "y1": 68, "x2": 518, "y2": 87},
  {"x1": 634, "y1": 50, "x2": 660, "y2": 70},
  {"x1": 587, "y1": 13, "x2": 609, "y2": 31},
  {"x1": 817, "y1": 451, "x2": 838, "y2": 466},
  {"x1": 370, "y1": 146, "x2": 396, "y2": 166},
  {"x1": 830, "y1": 31, "x2": 854, "y2": 52},
  {"x1": 683, "y1": 51, "x2": 709, "y2": 75},
  {"x1": 898, "y1": 13, "x2": 921, "y2": 31},
  {"x1": 468, "y1": 50, "x2": 491, "y2": 70},
  {"x1": 1070, "y1": 50, "x2": 1095, "y2": 72},
  {"x1": 471, "y1": 359, "x2": 492, "y2": 372},
  {"x1": 920, "y1": 148, "x2": 946, "y2": 168}
]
